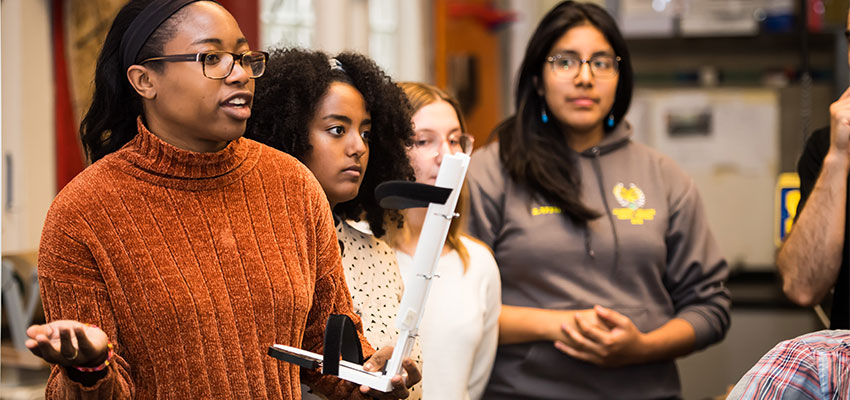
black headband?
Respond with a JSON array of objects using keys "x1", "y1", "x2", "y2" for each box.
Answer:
[{"x1": 120, "y1": 0, "x2": 213, "y2": 71}]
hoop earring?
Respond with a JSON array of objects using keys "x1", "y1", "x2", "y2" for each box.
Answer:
[
  {"x1": 541, "y1": 107, "x2": 549, "y2": 124},
  {"x1": 606, "y1": 114, "x2": 615, "y2": 128}
]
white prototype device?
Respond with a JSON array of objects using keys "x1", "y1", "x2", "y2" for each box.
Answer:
[{"x1": 268, "y1": 152, "x2": 471, "y2": 392}]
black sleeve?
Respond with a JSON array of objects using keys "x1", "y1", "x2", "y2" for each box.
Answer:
[{"x1": 796, "y1": 127, "x2": 831, "y2": 219}]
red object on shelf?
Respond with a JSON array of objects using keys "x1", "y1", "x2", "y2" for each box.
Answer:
[
  {"x1": 447, "y1": 1, "x2": 517, "y2": 30},
  {"x1": 217, "y1": 0, "x2": 260, "y2": 47},
  {"x1": 53, "y1": 0, "x2": 85, "y2": 191},
  {"x1": 807, "y1": 0, "x2": 825, "y2": 33}
]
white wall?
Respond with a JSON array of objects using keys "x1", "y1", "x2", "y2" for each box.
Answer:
[
  {"x1": 262, "y1": 0, "x2": 430, "y2": 83},
  {"x1": 396, "y1": 0, "x2": 430, "y2": 83},
  {"x1": 313, "y1": 0, "x2": 355, "y2": 54},
  {"x1": 314, "y1": 0, "x2": 429, "y2": 82},
  {"x1": 628, "y1": 88, "x2": 780, "y2": 269},
  {"x1": 1, "y1": 0, "x2": 56, "y2": 254}
]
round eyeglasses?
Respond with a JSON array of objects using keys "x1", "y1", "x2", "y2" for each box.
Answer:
[
  {"x1": 411, "y1": 132, "x2": 474, "y2": 156},
  {"x1": 139, "y1": 50, "x2": 269, "y2": 80},
  {"x1": 545, "y1": 53, "x2": 621, "y2": 79}
]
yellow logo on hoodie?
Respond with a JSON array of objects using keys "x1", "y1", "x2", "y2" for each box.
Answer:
[
  {"x1": 532, "y1": 206, "x2": 562, "y2": 216},
  {"x1": 612, "y1": 183, "x2": 656, "y2": 225}
]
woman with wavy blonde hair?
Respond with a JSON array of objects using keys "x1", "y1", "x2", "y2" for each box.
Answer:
[{"x1": 388, "y1": 82, "x2": 501, "y2": 400}]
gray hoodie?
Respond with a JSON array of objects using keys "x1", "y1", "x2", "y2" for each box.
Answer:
[{"x1": 466, "y1": 122, "x2": 731, "y2": 400}]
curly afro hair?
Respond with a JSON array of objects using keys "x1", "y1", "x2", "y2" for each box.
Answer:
[{"x1": 246, "y1": 47, "x2": 414, "y2": 238}]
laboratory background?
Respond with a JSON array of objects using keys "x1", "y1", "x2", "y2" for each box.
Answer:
[{"x1": 1, "y1": 0, "x2": 846, "y2": 398}]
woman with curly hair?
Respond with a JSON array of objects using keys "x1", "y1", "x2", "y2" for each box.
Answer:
[{"x1": 246, "y1": 48, "x2": 422, "y2": 400}]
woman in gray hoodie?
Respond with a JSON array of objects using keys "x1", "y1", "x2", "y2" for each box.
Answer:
[{"x1": 465, "y1": 2, "x2": 731, "y2": 399}]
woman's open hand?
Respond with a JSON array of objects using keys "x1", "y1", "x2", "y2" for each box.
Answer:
[{"x1": 26, "y1": 320, "x2": 110, "y2": 368}]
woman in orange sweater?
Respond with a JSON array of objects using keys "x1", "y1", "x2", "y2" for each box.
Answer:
[{"x1": 24, "y1": 0, "x2": 417, "y2": 398}]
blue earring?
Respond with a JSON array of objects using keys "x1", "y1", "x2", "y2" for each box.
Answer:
[
  {"x1": 606, "y1": 114, "x2": 615, "y2": 128},
  {"x1": 541, "y1": 107, "x2": 549, "y2": 124}
]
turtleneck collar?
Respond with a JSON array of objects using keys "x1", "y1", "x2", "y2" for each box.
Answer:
[{"x1": 107, "y1": 117, "x2": 261, "y2": 191}]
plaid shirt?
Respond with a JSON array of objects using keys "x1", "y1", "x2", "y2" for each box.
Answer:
[{"x1": 728, "y1": 330, "x2": 850, "y2": 399}]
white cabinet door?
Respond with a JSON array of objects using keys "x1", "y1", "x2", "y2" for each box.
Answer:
[{"x1": 2, "y1": 0, "x2": 56, "y2": 254}]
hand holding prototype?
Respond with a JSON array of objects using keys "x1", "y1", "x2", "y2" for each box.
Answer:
[{"x1": 356, "y1": 346, "x2": 421, "y2": 399}]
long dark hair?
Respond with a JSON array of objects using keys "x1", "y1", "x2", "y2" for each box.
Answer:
[
  {"x1": 79, "y1": 0, "x2": 189, "y2": 163},
  {"x1": 498, "y1": 0, "x2": 633, "y2": 225},
  {"x1": 246, "y1": 48, "x2": 415, "y2": 238}
]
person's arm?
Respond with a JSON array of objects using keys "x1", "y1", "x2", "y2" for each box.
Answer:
[
  {"x1": 498, "y1": 305, "x2": 598, "y2": 345},
  {"x1": 33, "y1": 203, "x2": 134, "y2": 398},
  {"x1": 661, "y1": 172, "x2": 731, "y2": 353},
  {"x1": 777, "y1": 88, "x2": 850, "y2": 306},
  {"x1": 635, "y1": 318, "x2": 694, "y2": 361},
  {"x1": 498, "y1": 305, "x2": 556, "y2": 344},
  {"x1": 778, "y1": 154, "x2": 848, "y2": 306}
]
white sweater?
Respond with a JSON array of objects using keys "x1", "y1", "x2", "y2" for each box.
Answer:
[{"x1": 395, "y1": 236, "x2": 501, "y2": 400}]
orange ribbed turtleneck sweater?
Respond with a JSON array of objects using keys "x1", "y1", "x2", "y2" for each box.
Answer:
[{"x1": 37, "y1": 119, "x2": 373, "y2": 399}]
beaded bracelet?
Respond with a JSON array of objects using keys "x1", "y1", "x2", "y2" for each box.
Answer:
[{"x1": 73, "y1": 324, "x2": 115, "y2": 373}]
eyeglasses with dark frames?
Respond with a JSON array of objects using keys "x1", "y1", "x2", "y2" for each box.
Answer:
[
  {"x1": 545, "y1": 53, "x2": 621, "y2": 79},
  {"x1": 139, "y1": 50, "x2": 269, "y2": 80}
]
